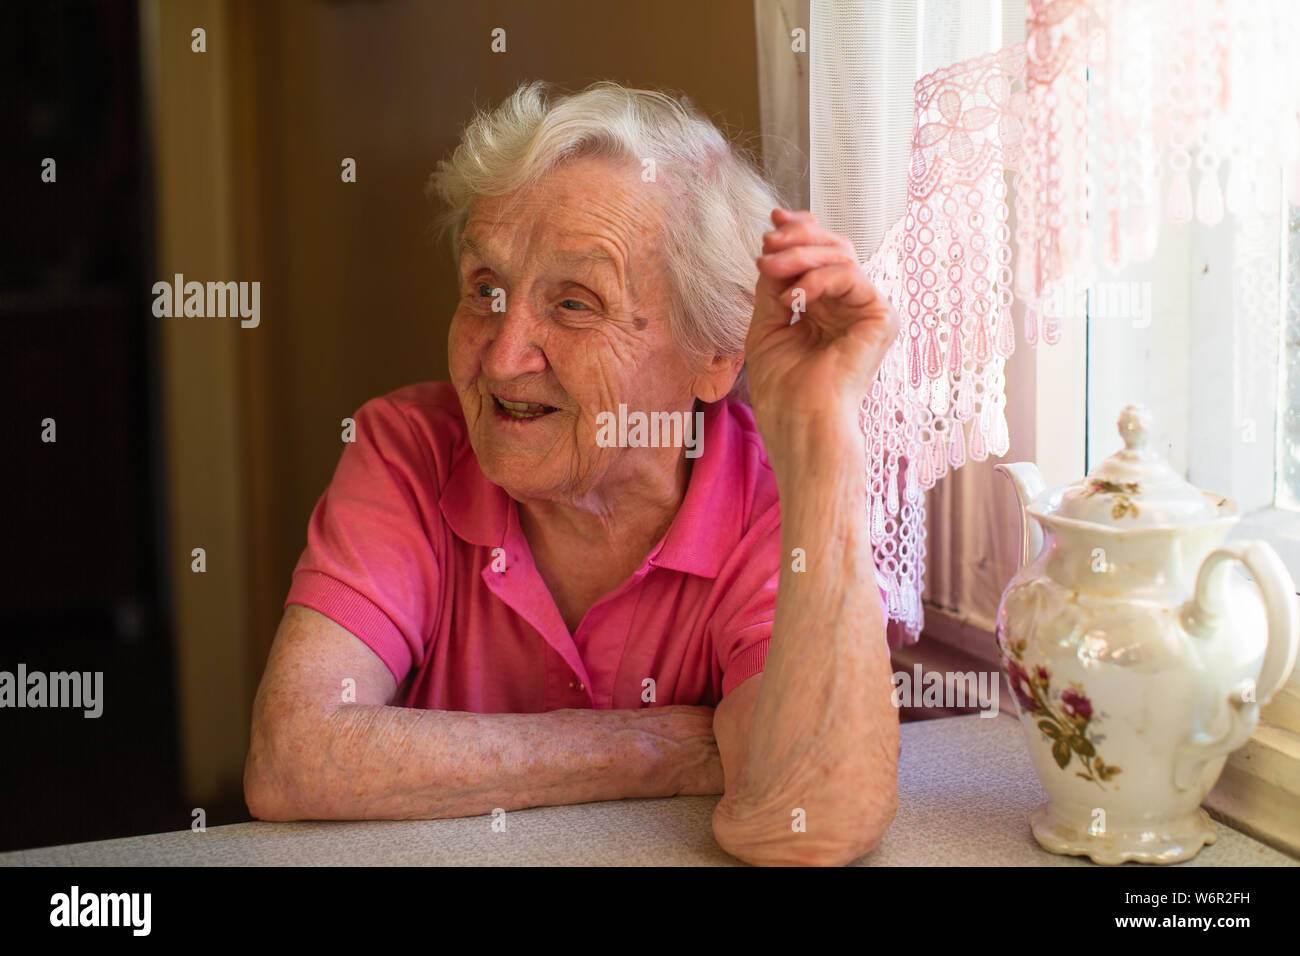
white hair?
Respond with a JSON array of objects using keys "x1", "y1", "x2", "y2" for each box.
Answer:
[{"x1": 426, "y1": 80, "x2": 789, "y2": 402}]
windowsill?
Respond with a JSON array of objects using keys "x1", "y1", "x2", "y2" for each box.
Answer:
[
  {"x1": 1203, "y1": 720, "x2": 1300, "y2": 858},
  {"x1": 910, "y1": 601, "x2": 1300, "y2": 860}
]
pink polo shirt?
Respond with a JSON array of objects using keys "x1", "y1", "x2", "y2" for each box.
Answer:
[{"x1": 284, "y1": 381, "x2": 886, "y2": 712}]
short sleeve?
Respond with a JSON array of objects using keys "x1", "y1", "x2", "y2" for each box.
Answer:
[
  {"x1": 284, "y1": 397, "x2": 441, "y2": 685},
  {"x1": 712, "y1": 508, "x2": 893, "y2": 699}
]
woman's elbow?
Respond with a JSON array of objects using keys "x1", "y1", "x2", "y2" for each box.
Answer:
[
  {"x1": 832, "y1": 785, "x2": 899, "y2": 864},
  {"x1": 243, "y1": 707, "x2": 313, "y2": 821},
  {"x1": 244, "y1": 741, "x2": 291, "y2": 821},
  {"x1": 713, "y1": 782, "x2": 899, "y2": 866}
]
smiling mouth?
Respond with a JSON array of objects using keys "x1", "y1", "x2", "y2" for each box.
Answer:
[{"x1": 492, "y1": 395, "x2": 559, "y2": 421}]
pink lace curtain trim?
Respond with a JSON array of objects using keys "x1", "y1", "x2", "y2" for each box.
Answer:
[{"x1": 863, "y1": 0, "x2": 1300, "y2": 647}]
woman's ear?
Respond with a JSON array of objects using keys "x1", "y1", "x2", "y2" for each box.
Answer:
[{"x1": 692, "y1": 352, "x2": 745, "y2": 404}]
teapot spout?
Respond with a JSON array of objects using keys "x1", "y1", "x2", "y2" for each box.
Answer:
[{"x1": 994, "y1": 462, "x2": 1047, "y2": 571}]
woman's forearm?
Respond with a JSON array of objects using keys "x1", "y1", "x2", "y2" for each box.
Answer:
[
  {"x1": 249, "y1": 701, "x2": 722, "y2": 821},
  {"x1": 719, "y1": 406, "x2": 900, "y2": 860}
]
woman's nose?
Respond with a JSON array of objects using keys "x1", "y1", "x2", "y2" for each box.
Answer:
[{"x1": 480, "y1": 294, "x2": 548, "y2": 380}]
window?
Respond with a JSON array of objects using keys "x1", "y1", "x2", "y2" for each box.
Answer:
[{"x1": 1084, "y1": 177, "x2": 1300, "y2": 737}]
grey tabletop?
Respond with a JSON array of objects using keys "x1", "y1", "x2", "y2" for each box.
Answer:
[{"x1": 1, "y1": 712, "x2": 1294, "y2": 866}]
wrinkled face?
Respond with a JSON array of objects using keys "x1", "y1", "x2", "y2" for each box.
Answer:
[{"x1": 448, "y1": 155, "x2": 709, "y2": 505}]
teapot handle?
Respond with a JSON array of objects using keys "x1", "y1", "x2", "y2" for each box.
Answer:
[
  {"x1": 1183, "y1": 541, "x2": 1299, "y2": 708},
  {"x1": 1173, "y1": 542, "x2": 1299, "y2": 792}
]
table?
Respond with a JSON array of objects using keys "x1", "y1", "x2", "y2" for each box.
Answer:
[{"x1": 1, "y1": 713, "x2": 1293, "y2": 866}]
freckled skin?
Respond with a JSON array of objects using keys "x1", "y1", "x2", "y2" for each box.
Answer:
[{"x1": 449, "y1": 155, "x2": 739, "y2": 628}]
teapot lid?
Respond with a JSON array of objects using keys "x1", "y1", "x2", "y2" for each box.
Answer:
[{"x1": 1047, "y1": 405, "x2": 1219, "y2": 526}]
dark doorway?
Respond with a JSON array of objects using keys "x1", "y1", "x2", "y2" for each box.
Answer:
[{"x1": 1, "y1": 0, "x2": 182, "y2": 852}]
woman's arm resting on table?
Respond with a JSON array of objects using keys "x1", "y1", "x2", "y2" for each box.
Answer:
[
  {"x1": 243, "y1": 604, "x2": 724, "y2": 821},
  {"x1": 711, "y1": 424, "x2": 899, "y2": 866},
  {"x1": 710, "y1": 209, "x2": 901, "y2": 867}
]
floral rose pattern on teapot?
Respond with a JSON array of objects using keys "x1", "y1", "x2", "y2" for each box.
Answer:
[
  {"x1": 1085, "y1": 479, "x2": 1140, "y2": 520},
  {"x1": 1000, "y1": 637, "x2": 1122, "y2": 789}
]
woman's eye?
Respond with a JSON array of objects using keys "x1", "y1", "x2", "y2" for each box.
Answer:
[{"x1": 466, "y1": 283, "x2": 590, "y2": 313}]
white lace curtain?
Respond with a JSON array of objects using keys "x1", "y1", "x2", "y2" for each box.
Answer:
[{"x1": 757, "y1": 0, "x2": 1300, "y2": 647}]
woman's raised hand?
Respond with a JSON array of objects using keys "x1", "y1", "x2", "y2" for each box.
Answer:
[{"x1": 745, "y1": 209, "x2": 899, "y2": 439}]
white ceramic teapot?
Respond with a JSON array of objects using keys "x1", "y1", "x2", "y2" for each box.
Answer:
[{"x1": 993, "y1": 404, "x2": 1299, "y2": 864}]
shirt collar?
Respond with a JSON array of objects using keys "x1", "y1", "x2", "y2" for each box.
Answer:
[
  {"x1": 438, "y1": 445, "x2": 509, "y2": 549},
  {"x1": 438, "y1": 399, "x2": 742, "y2": 578},
  {"x1": 645, "y1": 399, "x2": 739, "y2": 578}
]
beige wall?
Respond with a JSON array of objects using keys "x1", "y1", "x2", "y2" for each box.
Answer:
[
  {"x1": 148, "y1": 0, "x2": 764, "y2": 804},
  {"x1": 146, "y1": 0, "x2": 254, "y2": 805}
]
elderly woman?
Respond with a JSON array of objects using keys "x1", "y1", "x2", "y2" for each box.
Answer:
[{"x1": 243, "y1": 81, "x2": 900, "y2": 866}]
